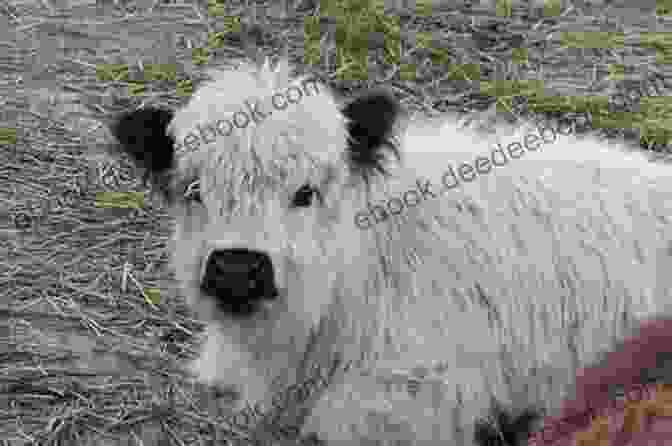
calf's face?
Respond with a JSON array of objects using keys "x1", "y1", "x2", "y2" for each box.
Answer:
[{"x1": 109, "y1": 60, "x2": 400, "y2": 409}]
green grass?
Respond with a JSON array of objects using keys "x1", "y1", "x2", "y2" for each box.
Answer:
[{"x1": 94, "y1": 191, "x2": 145, "y2": 209}]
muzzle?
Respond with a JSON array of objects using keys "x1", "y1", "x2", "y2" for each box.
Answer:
[{"x1": 200, "y1": 248, "x2": 280, "y2": 317}]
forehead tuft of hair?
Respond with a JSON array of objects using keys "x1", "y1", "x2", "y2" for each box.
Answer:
[{"x1": 168, "y1": 59, "x2": 349, "y2": 182}]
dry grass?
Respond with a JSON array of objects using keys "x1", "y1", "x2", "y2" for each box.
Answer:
[{"x1": 1, "y1": 0, "x2": 672, "y2": 444}]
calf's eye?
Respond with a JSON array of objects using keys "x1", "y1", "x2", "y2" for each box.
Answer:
[
  {"x1": 291, "y1": 184, "x2": 320, "y2": 208},
  {"x1": 184, "y1": 181, "x2": 202, "y2": 203}
]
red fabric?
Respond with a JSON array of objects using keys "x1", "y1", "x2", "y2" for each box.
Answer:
[{"x1": 528, "y1": 318, "x2": 672, "y2": 445}]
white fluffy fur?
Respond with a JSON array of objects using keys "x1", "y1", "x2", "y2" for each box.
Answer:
[{"x1": 167, "y1": 59, "x2": 672, "y2": 444}]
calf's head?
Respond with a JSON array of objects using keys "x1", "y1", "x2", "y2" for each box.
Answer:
[{"x1": 110, "y1": 59, "x2": 400, "y2": 409}]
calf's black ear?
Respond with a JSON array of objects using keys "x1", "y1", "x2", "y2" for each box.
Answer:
[
  {"x1": 110, "y1": 106, "x2": 175, "y2": 176},
  {"x1": 342, "y1": 90, "x2": 401, "y2": 184}
]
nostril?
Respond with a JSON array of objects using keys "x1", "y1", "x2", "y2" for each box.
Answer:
[{"x1": 200, "y1": 248, "x2": 279, "y2": 316}]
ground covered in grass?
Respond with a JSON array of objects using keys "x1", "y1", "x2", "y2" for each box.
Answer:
[{"x1": 1, "y1": 0, "x2": 672, "y2": 444}]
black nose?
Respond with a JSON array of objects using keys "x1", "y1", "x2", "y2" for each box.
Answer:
[{"x1": 200, "y1": 248, "x2": 279, "y2": 316}]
